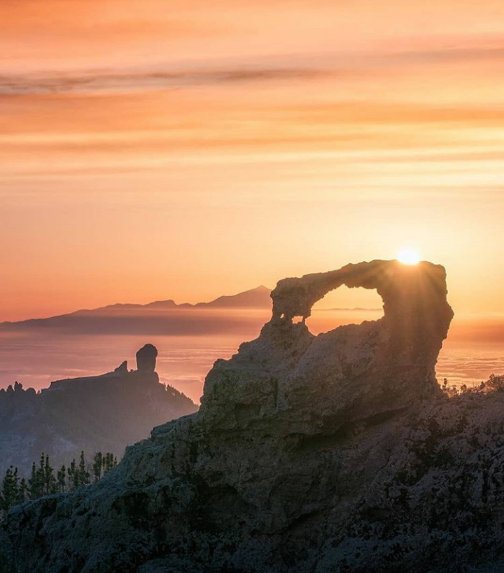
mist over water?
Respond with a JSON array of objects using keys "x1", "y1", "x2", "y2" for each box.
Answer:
[
  {"x1": 437, "y1": 340, "x2": 504, "y2": 389},
  {"x1": 0, "y1": 308, "x2": 502, "y2": 403},
  {"x1": 0, "y1": 331, "x2": 245, "y2": 404}
]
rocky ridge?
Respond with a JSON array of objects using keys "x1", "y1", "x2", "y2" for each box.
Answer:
[
  {"x1": 0, "y1": 344, "x2": 196, "y2": 476},
  {"x1": 3, "y1": 260, "x2": 504, "y2": 572}
]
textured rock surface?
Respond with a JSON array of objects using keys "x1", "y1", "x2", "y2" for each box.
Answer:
[
  {"x1": 5, "y1": 260, "x2": 504, "y2": 573},
  {"x1": 202, "y1": 260, "x2": 453, "y2": 436}
]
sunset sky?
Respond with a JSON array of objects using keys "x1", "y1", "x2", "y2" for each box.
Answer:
[{"x1": 1, "y1": 0, "x2": 503, "y2": 321}]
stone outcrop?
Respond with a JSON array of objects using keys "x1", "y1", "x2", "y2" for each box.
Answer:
[
  {"x1": 6, "y1": 260, "x2": 504, "y2": 573},
  {"x1": 136, "y1": 344, "x2": 158, "y2": 373},
  {"x1": 0, "y1": 345, "x2": 196, "y2": 476},
  {"x1": 201, "y1": 260, "x2": 453, "y2": 435}
]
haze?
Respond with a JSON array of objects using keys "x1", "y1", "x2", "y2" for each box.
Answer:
[{"x1": 1, "y1": 0, "x2": 504, "y2": 322}]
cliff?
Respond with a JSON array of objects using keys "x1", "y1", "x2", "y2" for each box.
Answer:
[
  {"x1": 3, "y1": 260, "x2": 504, "y2": 572},
  {"x1": 0, "y1": 345, "x2": 197, "y2": 476}
]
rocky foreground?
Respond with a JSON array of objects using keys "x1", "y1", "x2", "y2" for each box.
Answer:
[{"x1": 2, "y1": 260, "x2": 504, "y2": 572}]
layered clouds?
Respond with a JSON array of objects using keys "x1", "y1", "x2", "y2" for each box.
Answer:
[{"x1": 0, "y1": 0, "x2": 503, "y2": 320}]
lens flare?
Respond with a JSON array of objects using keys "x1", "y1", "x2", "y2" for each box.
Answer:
[{"x1": 397, "y1": 247, "x2": 420, "y2": 265}]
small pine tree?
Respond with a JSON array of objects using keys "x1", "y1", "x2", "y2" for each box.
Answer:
[
  {"x1": 28, "y1": 460, "x2": 42, "y2": 499},
  {"x1": 103, "y1": 452, "x2": 118, "y2": 474},
  {"x1": 68, "y1": 458, "x2": 78, "y2": 490},
  {"x1": 57, "y1": 465, "x2": 66, "y2": 493},
  {"x1": 78, "y1": 451, "x2": 90, "y2": 486},
  {"x1": 36, "y1": 453, "x2": 45, "y2": 494},
  {"x1": 1, "y1": 449, "x2": 120, "y2": 518},
  {"x1": 43, "y1": 454, "x2": 56, "y2": 495},
  {"x1": 18, "y1": 478, "x2": 28, "y2": 504},
  {"x1": 1, "y1": 466, "x2": 20, "y2": 512},
  {"x1": 92, "y1": 452, "x2": 103, "y2": 483}
]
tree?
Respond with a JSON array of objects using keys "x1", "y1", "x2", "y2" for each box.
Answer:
[
  {"x1": 78, "y1": 451, "x2": 90, "y2": 486},
  {"x1": 0, "y1": 466, "x2": 19, "y2": 512},
  {"x1": 103, "y1": 452, "x2": 118, "y2": 473},
  {"x1": 18, "y1": 478, "x2": 28, "y2": 503},
  {"x1": 92, "y1": 452, "x2": 103, "y2": 483},
  {"x1": 43, "y1": 454, "x2": 57, "y2": 495},
  {"x1": 68, "y1": 457, "x2": 78, "y2": 490},
  {"x1": 28, "y1": 453, "x2": 56, "y2": 498},
  {"x1": 57, "y1": 465, "x2": 67, "y2": 493},
  {"x1": 1, "y1": 450, "x2": 120, "y2": 521},
  {"x1": 28, "y1": 460, "x2": 43, "y2": 499}
]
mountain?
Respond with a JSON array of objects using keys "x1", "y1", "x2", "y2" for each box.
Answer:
[
  {"x1": 192, "y1": 285, "x2": 271, "y2": 309},
  {"x1": 7, "y1": 260, "x2": 504, "y2": 572},
  {"x1": 0, "y1": 344, "x2": 197, "y2": 476},
  {"x1": 0, "y1": 286, "x2": 272, "y2": 335}
]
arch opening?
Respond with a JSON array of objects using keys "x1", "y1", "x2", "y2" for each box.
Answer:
[{"x1": 305, "y1": 285, "x2": 384, "y2": 335}]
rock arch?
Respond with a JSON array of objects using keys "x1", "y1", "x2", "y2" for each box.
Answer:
[
  {"x1": 202, "y1": 260, "x2": 454, "y2": 433},
  {"x1": 270, "y1": 259, "x2": 453, "y2": 360}
]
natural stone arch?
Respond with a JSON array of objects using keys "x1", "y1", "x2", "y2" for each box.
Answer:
[
  {"x1": 201, "y1": 258, "x2": 454, "y2": 441},
  {"x1": 270, "y1": 259, "x2": 453, "y2": 359}
]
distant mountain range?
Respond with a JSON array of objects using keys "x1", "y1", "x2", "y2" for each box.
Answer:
[
  {"x1": 71, "y1": 285, "x2": 273, "y2": 314},
  {"x1": 0, "y1": 286, "x2": 273, "y2": 335}
]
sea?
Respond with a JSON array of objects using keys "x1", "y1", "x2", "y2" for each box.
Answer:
[{"x1": 0, "y1": 308, "x2": 503, "y2": 404}]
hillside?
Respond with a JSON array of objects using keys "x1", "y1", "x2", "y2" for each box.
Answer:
[
  {"x1": 0, "y1": 344, "x2": 197, "y2": 476},
  {"x1": 7, "y1": 260, "x2": 504, "y2": 571}
]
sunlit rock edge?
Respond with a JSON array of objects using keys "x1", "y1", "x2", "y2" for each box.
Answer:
[{"x1": 2, "y1": 260, "x2": 504, "y2": 573}]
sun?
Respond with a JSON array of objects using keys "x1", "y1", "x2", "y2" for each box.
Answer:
[{"x1": 397, "y1": 247, "x2": 421, "y2": 265}]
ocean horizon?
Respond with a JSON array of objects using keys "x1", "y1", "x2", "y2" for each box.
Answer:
[{"x1": 1, "y1": 309, "x2": 501, "y2": 404}]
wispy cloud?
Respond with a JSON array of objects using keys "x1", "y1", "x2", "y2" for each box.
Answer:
[
  {"x1": 394, "y1": 46, "x2": 504, "y2": 63},
  {"x1": 0, "y1": 67, "x2": 329, "y2": 96},
  {"x1": 1, "y1": 42, "x2": 503, "y2": 96}
]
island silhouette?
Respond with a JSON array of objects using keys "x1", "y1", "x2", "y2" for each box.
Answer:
[{"x1": 0, "y1": 344, "x2": 196, "y2": 477}]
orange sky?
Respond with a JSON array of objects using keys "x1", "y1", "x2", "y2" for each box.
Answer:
[{"x1": 1, "y1": 0, "x2": 503, "y2": 321}]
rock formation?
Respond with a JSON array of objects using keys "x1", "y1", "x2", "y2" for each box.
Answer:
[
  {"x1": 136, "y1": 344, "x2": 158, "y2": 373},
  {"x1": 5, "y1": 260, "x2": 504, "y2": 572},
  {"x1": 201, "y1": 260, "x2": 453, "y2": 436},
  {"x1": 0, "y1": 345, "x2": 196, "y2": 476}
]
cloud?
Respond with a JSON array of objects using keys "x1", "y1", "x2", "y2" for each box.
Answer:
[
  {"x1": 0, "y1": 67, "x2": 330, "y2": 96},
  {"x1": 393, "y1": 46, "x2": 504, "y2": 64},
  {"x1": 1, "y1": 41, "x2": 503, "y2": 96}
]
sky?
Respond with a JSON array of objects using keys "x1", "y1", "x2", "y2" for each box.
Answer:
[{"x1": 1, "y1": 0, "x2": 503, "y2": 321}]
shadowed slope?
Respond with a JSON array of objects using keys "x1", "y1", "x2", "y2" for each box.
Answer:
[{"x1": 15, "y1": 261, "x2": 504, "y2": 573}]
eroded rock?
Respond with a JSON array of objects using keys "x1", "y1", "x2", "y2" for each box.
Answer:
[
  {"x1": 12, "y1": 261, "x2": 504, "y2": 573},
  {"x1": 201, "y1": 260, "x2": 453, "y2": 435},
  {"x1": 136, "y1": 344, "x2": 158, "y2": 373}
]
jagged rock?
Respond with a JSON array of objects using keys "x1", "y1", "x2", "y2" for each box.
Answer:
[
  {"x1": 201, "y1": 260, "x2": 453, "y2": 434},
  {"x1": 136, "y1": 344, "x2": 158, "y2": 373},
  {"x1": 0, "y1": 346, "x2": 196, "y2": 476},
  {"x1": 6, "y1": 260, "x2": 504, "y2": 573},
  {"x1": 114, "y1": 360, "x2": 128, "y2": 374}
]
